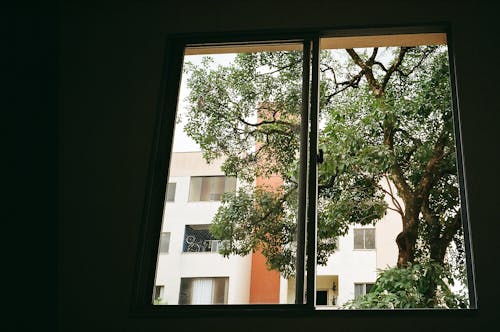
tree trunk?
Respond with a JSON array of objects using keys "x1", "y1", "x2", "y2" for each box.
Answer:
[
  {"x1": 429, "y1": 239, "x2": 446, "y2": 263},
  {"x1": 395, "y1": 203, "x2": 420, "y2": 267},
  {"x1": 396, "y1": 225, "x2": 418, "y2": 267}
]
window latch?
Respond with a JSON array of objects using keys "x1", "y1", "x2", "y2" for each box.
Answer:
[{"x1": 317, "y1": 149, "x2": 324, "y2": 164}]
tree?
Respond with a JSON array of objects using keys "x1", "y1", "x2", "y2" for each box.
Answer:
[
  {"x1": 343, "y1": 261, "x2": 468, "y2": 309},
  {"x1": 182, "y1": 45, "x2": 465, "y2": 291}
]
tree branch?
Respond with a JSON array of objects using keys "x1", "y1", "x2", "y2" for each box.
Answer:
[
  {"x1": 381, "y1": 47, "x2": 408, "y2": 91},
  {"x1": 254, "y1": 60, "x2": 302, "y2": 78},
  {"x1": 416, "y1": 127, "x2": 449, "y2": 199},
  {"x1": 346, "y1": 48, "x2": 382, "y2": 96},
  {"x1": 382, "y1": 174, "x2": 405, "y2": 217}
]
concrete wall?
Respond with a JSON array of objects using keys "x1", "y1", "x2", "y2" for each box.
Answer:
[{"x1": 156, "y1": 154, "x2": 252, "y2": 304}]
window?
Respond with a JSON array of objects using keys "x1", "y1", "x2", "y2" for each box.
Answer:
[
  {"x1": 188, "y1": 176, "x2": 236, "y2": 201},
  {"x1": 159, "y1": 232, "x2": 170, "y2": 254},
  {"x1": 179, "y1": 277, "x2": 229, "y2": 304},
  {"x1": 353, "y1": 228, "x2": 375, "y2": 250},
  {"x1": 354, "y1": 283, "x2": 374, "y2": 299},
  {"x1": 134, "y1": 28, "x2": 476, "y2": 312},
  {"x1": 183, "y1": 225, "x2": 225, "y2": 253},
  {"x1": 165, "y1": 183, "x2": 176, "y2": 202}
]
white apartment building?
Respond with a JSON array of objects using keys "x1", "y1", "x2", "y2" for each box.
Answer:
[{"x1": 154, "y1": 151, "x2": 402, "y2": 306}]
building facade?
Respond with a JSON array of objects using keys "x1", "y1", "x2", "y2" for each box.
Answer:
[{"x1": 154, "y1": 151, "x2": 402, "y2": 306}]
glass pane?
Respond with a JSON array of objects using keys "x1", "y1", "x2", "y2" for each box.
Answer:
[
  {"x1": 188, "y1": 177, "x2": 202, "y2": 201},
  {"x1": 354, "y1": 284, "x2": 364, "y2": 299},
  {"x1": 154, "y1": 41, "x2": 305, "y2": 305},
  {"x1": 364, "y1": 229, "x2": 375, "y2": 249},
  {"x1": 159, "y1": 232, "x2": 170, "y2": 254},
  {"x1": 365, "y1": 283, "x2": 374, "y2": 293},
  {"x1": 353, "y1": 229, "x2": 364, "y2": 249},
  {"x1": 166, "y1": 183, "x2": 176, "y2": 202},
  {"x1": 316, "y1": 33, "x2": 470, "y2": 309}
]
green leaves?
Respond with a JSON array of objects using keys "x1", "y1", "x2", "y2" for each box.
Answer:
[
  {"x1": 210, "y1": 184, "x2": 298, "y2": 277},
  {"x1": 344, "y1": 261, "x2": 468, "y2": 309},
  {"x1": 183, "y1": 46, "x2": 465, "y2": 296},
  {"x1": 184, "y1": 51, "x2": 302, "y2": 182}
]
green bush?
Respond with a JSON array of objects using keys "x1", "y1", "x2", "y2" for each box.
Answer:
[{"x1": 343, "y1": 261, "x2": 468, "y2": 309}]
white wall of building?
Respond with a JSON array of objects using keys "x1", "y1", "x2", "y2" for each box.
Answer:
[
  {"x1": 316, "y1": 224, "x2": 377, "y2": 306},
  {"x1": 156, "y1": 152, "x2": 403, "y2": 306},
  {"x1": 154, "y1": 152, "x2": 252, "y2": 304}
]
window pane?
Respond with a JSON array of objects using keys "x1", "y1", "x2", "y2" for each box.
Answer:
[
  {"x1": 159, "y1": 232, "x2": 170, "y2": 254},
  {"x1": 183, "y1": 225, "x2": 215, "y2": 252},
  {"x1": 189, "y1": 176, "x2": 235, "y2": 201},
  {"x1": 353, "y1": 229, "x2": 364, "y2": 249},
  {"x1": 213, "y1": 277, "x2": 229, "y2": 304},
  {"x1": 365, "y1": 283, "x2": 374, "y2": 294},
  {"x1": 178, "y1": 277, "x2": 228, "y2": 304},
  {"x1": 188, "y1": 177, "x2": 202, "y2": 201},
  {"x1": 154, "y1": 42, "x2": 305, "y2": 305},
  {"x1": 364, "y1": 229, "x2": 375, "y2": 249},
  {"x1": 354, "y1": 284, "x2": 364, "y2": 299},
  {"x1": 316, "y1": 33, "x2": 471, "y2": 309},
  {"x1": 178, "y1": 278, "x2": 192, "y2": 305},
  {"x1": 166, "y1": 183, "x2": 176, "y2": 202}
]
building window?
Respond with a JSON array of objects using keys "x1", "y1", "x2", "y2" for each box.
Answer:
[
  {"x1": 354, "y1": 283, "x2": 375, "y2": 299},
  {"x1": 188, "y1": 176, "x2": 236, "y2": 201},
  {"x1": 179, "y1": 277, "x2": 229, "y2": 304},
  {"x1": 353, "y1": 228, "x2": 375, "y2": 250},
  {"x1": 166, "y1": 183, "x2": 176, "y2": 202},
  {"x1": 183, "y1": 225, "x2": 226, "y2": 253},
  {"x1": 159, "y1": 232, "x2": 170, "y2": 254}
]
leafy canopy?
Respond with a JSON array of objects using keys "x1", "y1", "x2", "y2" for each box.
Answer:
[{"x1": 183, "y1": 46, "x2": 465, "y2": 287}]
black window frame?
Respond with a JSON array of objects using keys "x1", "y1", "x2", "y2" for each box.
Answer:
[{"x1": 131, "y1": 25, "x2": 477, "y2": 316}]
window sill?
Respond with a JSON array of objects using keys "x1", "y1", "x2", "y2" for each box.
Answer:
[{"x1": 130, "y1": 304, "x2": 479, "y2": 319}]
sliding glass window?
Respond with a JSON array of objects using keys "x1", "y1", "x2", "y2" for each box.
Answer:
[
  {"x1": 135, "y1": 29, "x2": 475, "y2": 312},
  {"x1": 152, "y1": 40, "x2": 309, "y2": 305}
]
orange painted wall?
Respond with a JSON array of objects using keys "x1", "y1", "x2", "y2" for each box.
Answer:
[
  {"x1": 249, "y1": 173, "x2": 283, "y2": 303},
  {"x1": 249, "y1": 250, "x2": 281, "y2": 303}
]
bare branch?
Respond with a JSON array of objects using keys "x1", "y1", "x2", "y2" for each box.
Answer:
[
  {"x1": 383, "y1": 174, "x2": 405, "y2": 217},
  {"x1": 346, "y1": 48, "x2": 382, "y2": 96},
  {"x1": 381, "y1": 47, "x2": 408, "y2": 91},
  {"x1": 416, "y1": 127, "x2": 449, "y2": 199},
  {"x1": 254, "y1": 60, "x2": 301, "y2": 78}
]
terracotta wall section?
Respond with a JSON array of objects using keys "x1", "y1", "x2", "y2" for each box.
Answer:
[
  {"x1": 249, "y1": 174, "x2": 283, "y2": 303},
  {"x1": 249, "y1": 249, "x2": 281, "y2": 303}
]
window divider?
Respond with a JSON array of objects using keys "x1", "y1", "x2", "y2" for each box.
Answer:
[
  {"x1": 306, "y1": 35, "x2": 320, "y2": 308},
  {"x1": 295, "y1": 38, "x2": 311, "y2": 305}
]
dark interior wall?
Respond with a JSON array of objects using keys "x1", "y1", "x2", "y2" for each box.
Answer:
[
  {"x1": 54, "y1": 0, "x2": 500, "y2": 331},
  {"x1": 6, "y1": 2, "x2": 57, "y2": 331}
]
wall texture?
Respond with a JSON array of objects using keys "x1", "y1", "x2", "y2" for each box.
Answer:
[{"x1": 53, "y1": 0, "x2": 500, "y2": 331}]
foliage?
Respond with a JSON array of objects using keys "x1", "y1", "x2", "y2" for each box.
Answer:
[
  {"x1": 210, "y1": 184, "x2": 298, "y2": 277},
  {"x1": 343, "y1": 261, "x2": 468, "y2": 309}
]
